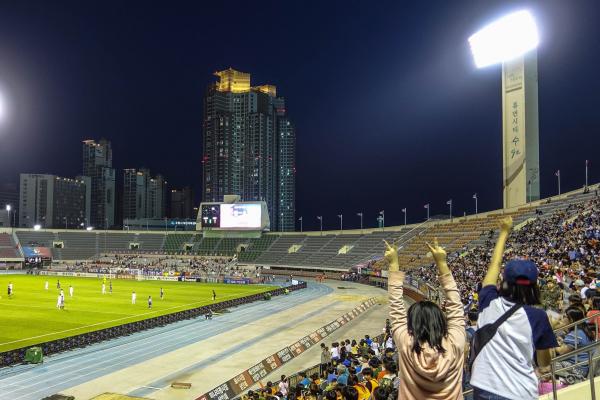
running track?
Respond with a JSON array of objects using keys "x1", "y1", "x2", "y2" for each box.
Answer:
[{"x1": 0, "y1": 282, "x2": 333, "y2": 400}]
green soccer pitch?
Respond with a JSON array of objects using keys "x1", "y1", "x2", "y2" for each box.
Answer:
[{"x1": 0, "y1": 275, "x2": 273, "y2": 353}]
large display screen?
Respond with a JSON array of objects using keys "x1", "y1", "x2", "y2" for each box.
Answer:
[
  {"x1": 200, "y1": 203, "x2": 263, "y2": 229},
  {"x1": 201, "y1": 205, "x2": 220, "y2": 227},
  {"x1": 220, "y1": 204, "x2": 262, "y2": 228}
]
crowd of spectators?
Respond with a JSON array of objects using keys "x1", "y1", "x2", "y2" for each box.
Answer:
[
  {"x1": 244, "y1": 324, "x2": 399, "y2": 400},
  {"x1": 50, "y1": 254, "x2": 279, "y2": 282},
  {"x1": 407, "y1": 196, "x2": 600, "y2": 310},
  {"x1": 263, "y1": 194, "x2": 600, "y2": 400}
]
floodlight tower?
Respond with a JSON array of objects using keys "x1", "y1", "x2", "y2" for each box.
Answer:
[{"x1": 469, "y1": 10, "x2": 540, "y2": 209}]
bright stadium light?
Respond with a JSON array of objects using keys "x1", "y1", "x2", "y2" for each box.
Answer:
[
  {"x1": 86, "y1": 226, "x2": 93, "y2": 231},
  {"x1": 0, "y1": 92, "x2": 5, "y2": 122},
  {"x1": 33, "y1": 224, "x2": 41, "y2": 230},
  {"x1": 468, "y1": 9, "x2": 540, "y2": 209},
  {"x1": 468, "y1": 10, "x2": 539, "y2": 68}
]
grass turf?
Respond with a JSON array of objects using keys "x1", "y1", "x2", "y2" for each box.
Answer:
[{"x1": 0, "y1": 275, "x2": 272, "y2": 353}]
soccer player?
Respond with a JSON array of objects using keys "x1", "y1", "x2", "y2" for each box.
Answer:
[
  {"x1": 69, "y1": 285, "x2": 74, "y2": 297},
  {"x1": 60, "y1": 292, "x2": 65, "y2": 310},
  {"x1": 109, "y1": 280, "x2": 113, "y2": 294},
  {"x1": 60, "y1": 289, "x2": 64, "y2": 299},
  {"x1": 44, "y1": 281, "x2": 49, "y2": 290},
  {"x1": 56, "y1": 294, "x2": 62, "y2": 309},
  {"x1": 148, "y1": 295, "x2": 152, "y2": 309},
  {"x1": 212, "y1": 289, "x2": 216, "y2": 301},
  {"x1": 131, "y1": 291, "x2": 136, "y2": 304},
  {"x1": 57, "y1": 279, "x2": 61, "y2": 289},
  {"x1": 7, "y1": 282, "x2": 13, "y2": 298},
  {"x1": 160, "y1": 287, "x2": 164, "y2": 300},
  {"x1": 102, "y1": 283, "x2": 106, "y2": 295}
]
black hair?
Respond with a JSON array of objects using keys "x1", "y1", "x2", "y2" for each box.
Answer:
[
  {"x1": 372, "y1": 387, "x2": 390, "y2": 400},
  {"x1": 325, "y1": 390, "x2": 337, "y2": 400},
  {"x1": 361, "y1": 367, "x2": 373, "y2": 377},
  {"x1": 592, "y1": 296, "x2": 600, "y2": 310},
  {"x1": 565, "y1": 306, "x2": 594, "y2": 341},
  {"x1": 406, "y1": 300, "x2": 448, "y2": 355},
  {"x1": 347, "y1": 374, "x2": 358, "y2": 386},
  {"x1": 342, "y1": 386, "x2": 358, "y2": 400},
  {"x1": 467, "y1": 309, "x2": 479, "y2": 323},
  {"x1": 499, "y1": 280, "x2": 541, "y2": 305}
]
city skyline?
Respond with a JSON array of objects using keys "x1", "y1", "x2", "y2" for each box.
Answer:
[{"x1": 1, "y1": 1, "x2": 600, "y2": 230}]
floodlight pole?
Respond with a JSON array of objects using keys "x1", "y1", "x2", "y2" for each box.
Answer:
[
  {"x1": 469, "y1": 12, "x2": 540, "y2": 210},
  {"x1": 338, "y1": 214, "x2": 343, "y2": 234},
  {"x1": 298, "y1": 216, "x2": 303, "y2": 233},
  {"x1": 585, "y1": 160, "x2": 589, "y2": 189},
  {"x1": 402, "y1": 208, "x2": 407, "y2": 226},
  {"x1": 357, "y1": 213, "x2": 363, "y2": 233}
]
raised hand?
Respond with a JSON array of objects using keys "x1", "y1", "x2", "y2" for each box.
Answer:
[
  {"x1": 384, "y1": 240, "x2": 400, "y2": 272},
  {"x1": 499, "y1": 216, "x2": 513, "y2": 233},
  {"x1": 426, "y1": 238, "x2": 450, "y2": 275},
  {"x1": 426, "y1": 238, "x2": 447, "y2": 264}
]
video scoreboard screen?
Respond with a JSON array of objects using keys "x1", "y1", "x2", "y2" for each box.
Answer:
[{"x1": 201, "y1": 203, "x2": 262, "y2": 229}]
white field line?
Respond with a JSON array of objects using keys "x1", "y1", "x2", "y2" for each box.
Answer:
[
  {"x1": 0, "y1": 287, "x2": 270, "y2": 347},
  {"x1": 0, "y1": 301, "x2": 132, "y2": 316}
]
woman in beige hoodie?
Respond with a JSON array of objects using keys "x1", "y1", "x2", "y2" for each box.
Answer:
[{"x1": 384, "y1": 238, "x2": 465, "y2": 400}]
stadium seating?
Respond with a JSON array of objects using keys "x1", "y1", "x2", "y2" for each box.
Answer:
[
  {"x1": 164, "y1": 233, "x2": 193, "y2": 253},
  {"x1": 7, "y1": 186, "x2": 598, "y2": 271},
  {"x1": 0, "y1": 233, "x2": 20, "y2": 259}
]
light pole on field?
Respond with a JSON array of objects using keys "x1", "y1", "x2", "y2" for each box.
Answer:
[
  {"x1": 357, "y1": 212, "x2": 363, "y2": 233},
  {"x1": 317, "y1": 216, "x2": 323, "y2": 235}
]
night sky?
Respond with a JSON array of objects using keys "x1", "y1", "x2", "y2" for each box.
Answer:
[{"x1": 0, "y1": 1, "x2": 599, "y2": 231}]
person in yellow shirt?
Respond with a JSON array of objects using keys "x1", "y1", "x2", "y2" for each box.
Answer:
[
  {"x1": 348, "y1": 375, "x2": 369, "y2": 400},
  {"x1": 361, "y1": 367, "x2": 379, "y2": 394}
]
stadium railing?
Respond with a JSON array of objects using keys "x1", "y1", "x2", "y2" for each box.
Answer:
[{"x1": 0, "y1": 281, "x2": 307, "y2": 368}]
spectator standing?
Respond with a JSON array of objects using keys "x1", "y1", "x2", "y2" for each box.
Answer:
[
  {"x1": 385, "y1": 237, "x2": 466, "y2": 399},
  {"x1": 278, "y1": 375, "x2": 289, "y2": 397},
  {"x1": 470, "y1": 217, "x2": 557, "y2": 400},
  {"x1": 320, "y1": 344, "x2": 330, "y2": 376}
]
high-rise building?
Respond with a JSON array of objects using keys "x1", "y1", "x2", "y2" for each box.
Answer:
[
  {"x1": 18, "y1": 174, "x2": 90, "y2": 229},
  {"x1": 170, "y1": 186, "x2": 195, "y2": 219},
  {"x1": 123, "y1": 168, "x2": 167, "y2": 220},
  {"x1": 82, "y1": 139, "x2": 116, "y2": 229},
  {"x1": 202, "y1": 68, "x2": 296, "y2": 231}
]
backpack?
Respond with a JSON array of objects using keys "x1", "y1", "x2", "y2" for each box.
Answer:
[
  {"x1": 379, "y1": 374, "x2": 398, "y2": 391},
  {"x1": 467, "y1": 304, "x2": 522, "y2": 374}
]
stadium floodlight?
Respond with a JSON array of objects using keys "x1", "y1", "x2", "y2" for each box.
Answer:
[
  {"x1": 468, "y1": 10, "x2": 539, "y2": 68},
  {"x1": 86, "y1": 226, "x2": 93, "y2": 231},
  {"x1": 0, "y1": 91, "x2": 5, "y2": 122},
  {"x1": 33, "y1": 224, "x2": 41, "y2": 230},
  {"x1": 5, "y1": 204, "x2": 10, "y2": 211}
]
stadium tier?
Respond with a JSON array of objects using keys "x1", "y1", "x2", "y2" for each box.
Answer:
[{"x1": 4, "y1": 185, "x2": 598, "y2": 272}]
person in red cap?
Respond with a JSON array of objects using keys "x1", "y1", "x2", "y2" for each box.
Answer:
[{"x1": 470, "y1": 217, "x2": 558, "y2": 400}]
